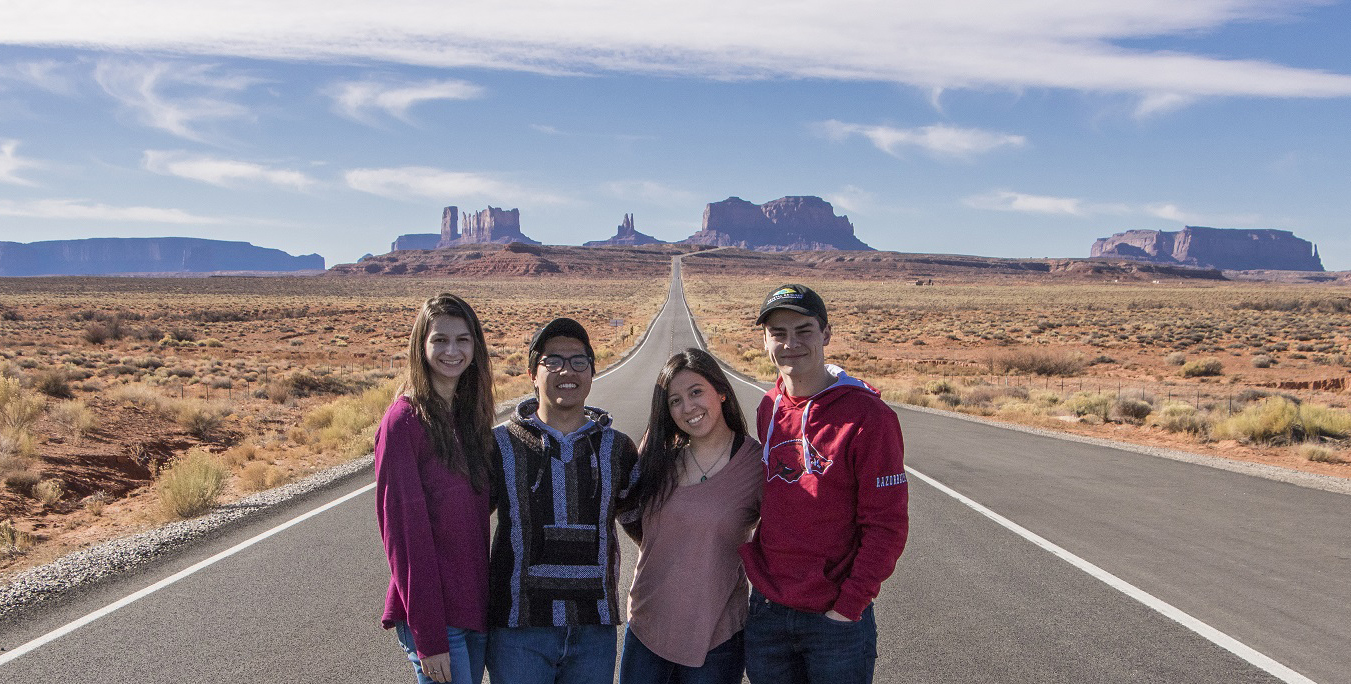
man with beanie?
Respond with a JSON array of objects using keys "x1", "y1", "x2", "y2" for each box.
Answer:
[
  {"x1": 486, "y1": 318, "x2": 640, "y2": 684},
  {"x1": 740, "y1": 285, "x2": 909, "y2": 684}
]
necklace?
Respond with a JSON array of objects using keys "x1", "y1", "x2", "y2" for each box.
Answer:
[{"x1": 686, "y1": 435, "x2": 733, "y2": 482}]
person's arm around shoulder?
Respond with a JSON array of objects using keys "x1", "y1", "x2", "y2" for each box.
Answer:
[
  {"x1": 374, "y1": 401, "x2": 451, "y2": 659},
  {"x1": 831, "y1": 398, "x2": 908, "y2": 621}
]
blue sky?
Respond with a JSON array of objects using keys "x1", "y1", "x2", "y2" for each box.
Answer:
[{"x1": 2, "y1": 0, "x2": 1349, "y2": 270}]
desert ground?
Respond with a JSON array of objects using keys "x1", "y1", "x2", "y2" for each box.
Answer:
[
  {"x1": 680, "y1": 257, "x2": 1351, "y2": 483},
  {"x1": 2, "y1": 245, "x2": 1349, "y2": 580},
  {"x1": 0, "y1": 274, "x2": 666, "y2": 577}
]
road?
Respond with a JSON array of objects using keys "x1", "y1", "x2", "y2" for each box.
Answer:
[{"x1": 2, "y1": 258, "x2": 1348, "y2": 683}]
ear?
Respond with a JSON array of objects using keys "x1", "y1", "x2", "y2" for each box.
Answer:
[{"x1": 822, "y1": 323, "x2": 832, "y2": 346}]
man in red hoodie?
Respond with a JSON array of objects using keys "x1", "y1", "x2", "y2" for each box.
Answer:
[{"x1": 739, "y1": 284, "x2": 909, "y2": 684}]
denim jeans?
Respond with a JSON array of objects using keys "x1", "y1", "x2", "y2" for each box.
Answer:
[
  {"x1": 486, "y1": 624, "x2": 617, "y2": 684},
  {"x1": 394, "y1": 622, "x2": 488, "y2": 684},
  {"x1": 618, "y1": 626, "x2": 745, "y2": 684},
  {"x1": 743, "y1": 589, "x2": 877, "y2": 684}
]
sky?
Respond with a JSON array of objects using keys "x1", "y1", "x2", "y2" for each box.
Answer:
[{"x1": 1, "y1": 1, "x2": 1350, "y2": 270}]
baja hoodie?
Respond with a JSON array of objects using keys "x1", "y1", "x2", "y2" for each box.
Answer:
[
  {"x1": 375, "y1": 395, "x2": 491, "y2": 659},
  {"x1": 489, "y1": 398, "x2": 640, "y2": 628},
  {"x1": 739, "y1": 365, "x2": 908, "y2": 621}
]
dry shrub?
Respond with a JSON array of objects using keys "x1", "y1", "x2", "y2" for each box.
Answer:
[
  {"x1": 109, "y1": 383, "x2": 170, "y2": 414},
  {"x1": 220, "y1": 443, "x2": 257, "y2": 468},
  {"x1": 1, "y1": 377, "x2": 45, "y2": 435},
  {"x1": 1251, "y1": 355, "x2": 1274, "y2": 369},
  {"x1": 33, "y1": 478, "x2": 65, "y2": 505},
  {"x1": 301, "y1": 382, "x2": 398, "y2": 454},
  {"x1": 156, "y1": 448, "x2": 228, "y2": 519},
  {"x1": 1062, "y1": 391, "x2": 1112, "y2": 421},
  {"x1": 84, "y1": 490, "x2": 110, "y2": 516},
  {"x1": 176, "y1": 400, "x2": 229, "y2": 439},
  {"x1": 1299, "y1": 445, "x2": 1345, "y2": 464},
  {"x1": 238, "y1": 461, "x2": 287, "y2": 492},
  {"x1": 1296, "y1": 403, "x2": 1351, "y2": 440},
  {"x1": 1164, "y1": 352, "x2": 1187, "y2": 366},
  {"x1": 990, "y1": 349, "x2": 1085, "y2": 377},
  {"x1": 1180, "y1": 357, "x2": 1224, "y2": 378},
  {"x1": 4, "y1": 468, "x2": 41, "y2": 496},
  {"x1": 1109, "y1": 398, "x2": 1153, "y2": 425},
  {"x1": 51, "y1": 399, "x2": 98, "y2": 437},
  {"x1": 1148, "y1": 402, "x2": 1208, "y2": 435},
  {"x1": 1, "y1": 519, "x2": 35, "y2": 554},
  {"x1": 34, "y1": 369, "x2": 74, "y2": 399},
  {"x1": 1214, "y1": 397, "x2": 1298, "y2": 444}
]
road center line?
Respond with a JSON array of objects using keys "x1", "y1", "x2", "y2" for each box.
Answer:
[
  {"x1": 0, "y1": 483, "x2": 376, "y2": 667},
  {"x1": 904, "y1": 467, "x2": 1314, "y2": 684}
]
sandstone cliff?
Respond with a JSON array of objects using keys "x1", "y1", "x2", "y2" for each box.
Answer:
[
  {"x1": 437, "y1": 205, "x2": 539, "y2": 247},
  {"x1": 583, "y1": 214, "x2": 667, "y2": 247},
  {"x1": 0, "y1": 237, "x2": 323, "y2": 276},
  {"x1": 682, "y1": 196, "x2": 872, "y2": 251},
  {"x1": 391, "y1": 234, "x2": 440, "y2": 251},
  {"x1": 1092, "y1": 227, "x2": 1322, "y2": 271}
]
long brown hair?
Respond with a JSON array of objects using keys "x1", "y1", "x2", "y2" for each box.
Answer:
[
  {"x1": 635, "y1": 348, "x2": 747, "y2": 514},
  {"x1": 401, "y1": 292, "x2": 494, "y2": 492}
]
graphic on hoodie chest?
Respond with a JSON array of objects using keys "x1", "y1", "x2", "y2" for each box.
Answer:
[{"x1": 764, "y1": 437, "x2": 833, "y2": 484}]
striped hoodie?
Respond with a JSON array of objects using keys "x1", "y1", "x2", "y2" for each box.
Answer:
[{"x1": 488, "y1": 398, "x2": 640, "y2": 628}]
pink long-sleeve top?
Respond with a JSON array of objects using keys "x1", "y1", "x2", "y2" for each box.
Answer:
[{"x1": 375, "y1": 395, "x2": 491, "y2": 659}]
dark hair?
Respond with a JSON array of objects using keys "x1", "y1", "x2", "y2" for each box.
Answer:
[
  {"x1": 401, "y1": 292, "x2": 494, "y2": 492},
  {"x1": 634, "y1": 348, "x2": 747, "y2": 515}
]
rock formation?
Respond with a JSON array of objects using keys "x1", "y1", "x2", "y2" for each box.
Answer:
[
  {"x1": 682, "y1": 196, "x2": 872, "y2": 251},
  {"x1": 391, "y1": 234, "x2": 440, "y2": 251},
  {"x1": 584, "y1": 214, "x2": 667, "y2": 247},
  {"x1": 0, "y1": 237, "x2": 323, "y2": 276},
  {"x1": 437, "y1": 205, "x2": 539, "y2": 247},
  {"x1": 1091, "y1": 227, "x2": 1323, "y2": 271}
]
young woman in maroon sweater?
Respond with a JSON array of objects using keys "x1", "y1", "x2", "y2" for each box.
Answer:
[
  {"x1": 375, "y1": 293, "x2": 495, "y2": 684},
  {"x1": 620, "y1": 348, "x2": 762, "y2": 684}
]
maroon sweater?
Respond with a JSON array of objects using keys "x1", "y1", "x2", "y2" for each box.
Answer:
[
  {"x1": 739, "y1": 367, "x2": 909, "y2": 621},
  {"x1": 375, "y1": 396, "x2": 491, "y2": 658}
]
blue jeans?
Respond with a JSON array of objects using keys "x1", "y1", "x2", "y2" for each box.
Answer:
[
  {"x1": 743, "y1": 589, "x2": 877, "y2": 684},
  {"x1": 618, "y1": 626, "x2": 745, "y2": 684},
  {"x1": 486, "y1": 625, "x2": 617, "y2": 684},
  {"x1": 394, "y1": 622, "x2": 487, "y2": 684}
]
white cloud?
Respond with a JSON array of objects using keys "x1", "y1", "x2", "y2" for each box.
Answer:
[
  {"x1": 1144, "y1": 203, "x2": 1261, "y2": 226},
  {"x1": 966, "y1": 190, "x2": 1088, "y2": 215},
  {"x1": 531, "y1": 124, "x2": 563, "y2": 135},
  {"x1": 0, "y1": 140, "x2": 41, "y2": 186},
  {"x1": 94, "y1": 60, "x2": 258, "y2": 141},
  {"x1": 821, "y1": 120, "x2": 1026, "y2": 159},
  {"x1": 0, "y1": 60, "x2": 78, "y2": 95},
  {"x1": 142, "y1": 150, "x2": 315, "y2": 190},
  {"x1": 0, "y1": 198, "x2": 223, "y2": 223},
  {"x1": 4, "y1": 2, "x2": 1348, "y2": 105},
  {"x1": 328, "y1": 77, "x2": 484, "y2": 124},
  {"x1": 602, "y1": 180, "x2": 698, "y2": 206},
  {"x1": 824, "y1": 185, "x2": 874, "y2": 214},
  {"x1": 344, "y1": 166, "x2": 570, "y2": 205}
]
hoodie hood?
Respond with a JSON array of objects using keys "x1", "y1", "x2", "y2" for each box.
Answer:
[{"x1": 766, "y1": 364, "x2": 877, "y2": 407}]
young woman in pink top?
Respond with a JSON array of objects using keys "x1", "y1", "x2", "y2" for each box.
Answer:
[
  {"x1": 620, "y1": 348, "x2": 763, "y2": 683},
  {"x1": 375, "y1": 293, "x2": 495, "y2": 684}
]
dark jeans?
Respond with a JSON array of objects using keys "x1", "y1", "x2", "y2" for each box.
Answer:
[
  {"x1": 618, "y1": 626, "x2": 745, "y2": 684},
  {"x1": 743, "y1": 589, "x2": 877, "y2": 684},
  {"x1": 486, "y1": 625, "x2": 617, "y2": 684}
]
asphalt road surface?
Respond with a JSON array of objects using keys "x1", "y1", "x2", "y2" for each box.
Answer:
[{"x1": 2, "y1": 259, "x2": 1347, "y2": 683}]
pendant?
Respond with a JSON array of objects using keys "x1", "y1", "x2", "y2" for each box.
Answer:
[{"x1": 700, "y1": 475, "x2": 707, "y2": 482}]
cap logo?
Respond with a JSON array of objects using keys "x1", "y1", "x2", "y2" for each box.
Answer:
[{"x1": 767, "y1": 287, "x2": 804, "y2": 304}]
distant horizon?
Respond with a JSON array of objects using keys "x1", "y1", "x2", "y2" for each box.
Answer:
[{"x1": 3, "y1": 2, "x2": 1350, "y2": 270}]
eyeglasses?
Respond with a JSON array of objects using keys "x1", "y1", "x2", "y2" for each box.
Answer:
[{"x1": 539, "y1": 354, "x2": 592, "y2": 373}]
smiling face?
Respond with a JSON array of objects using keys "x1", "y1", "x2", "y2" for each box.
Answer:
[
  {"x1": 667, "y1": 369, "x2": 728, "y2": 442},
  {"x1": 531, "y1": 335, "x2": 593, "y2": 414},
  {"x1": 762, "y1": 308, "x2": 832, "y2": 389},
  {"x1": 424, "y1": 315, "x2": 475, "y2": 398}
]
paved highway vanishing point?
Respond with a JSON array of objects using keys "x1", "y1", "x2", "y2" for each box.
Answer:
[{"x1": 3, "y1": 258, "x2": 1348, "y2": 683}]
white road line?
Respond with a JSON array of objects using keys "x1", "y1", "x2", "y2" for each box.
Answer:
[
  {"x1": 0, "y1": 483, "x2": 376, "y2": 667},
  {"x1": 905, "y1": 467, "x2": 1316, "y2": 684}
]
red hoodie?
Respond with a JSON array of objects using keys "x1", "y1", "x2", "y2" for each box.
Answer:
[{"x1": 739, "y1": 366, "x2": 908, "y2": 621}]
